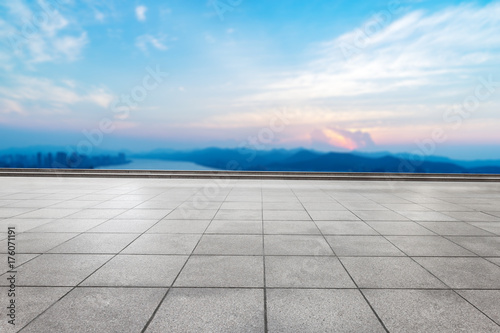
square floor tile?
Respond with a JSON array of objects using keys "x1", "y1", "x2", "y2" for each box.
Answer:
[
  {"x1": 147, "y1": 220, "x2": 210, "y2": 234},
  {"x1": 220, "y1": 202, "x2": 262, "y2": 210},
  {"x1": 263, "y1": 210, "x2": 310, "y2": 221},
  {"x1": 265, "y1": 256, "x2": 354, "y2": 288},
  {"x1": 22, "y1": 287, "x2": 166, "y2": 333},
  {"x1": 415, "y1": 257, "x2": 500, "y2": 288},
  {"x1": 301, "y1": 202, "x2": 344, "y2": 211},
  {"x1": 28, "y1": 218, "x2": 107, "y2": 233},
  {"x1": 0, "y1": 254, "x2": 112, "y2": 286},
  {"x1": 122, "y1": 234, "x2": 201, "y2": 255},
  {"x1": 264, "y1": 221, "x2": 320, "y2": 234},
  {"x1": 116, "y1": 209, "x2": 171, "y2": 220},
  {"x1": 12, "y1": 208, "x2": 80, "y2": 219},
  {"x1": 6, "y1": 200, "x2": 61, "y2": 208},
  {"x1": 145, "y1": 288, "x2": 265, "y2": 333},
  {"x1": 174, "y1": 256, "x2": 264, "y2": 287},
  {"x1": 364, "y1": 289, "x2": 500, "y2": 333},
  {"x1": 447, "y1": 236, "x2": 500, "y2": 256},
  {"x1": 82, "y1": 255, "x2": 188, "y2": 287},
  {"x1": 367, "y1": 221, "x2": 436, "y2": 235},
  {"x1": 386, "y1": 236, "x2": 476, "y2": 256},
  {"x1": 266, "y1": 202, "x2": 307, "y2": 210},
  {"x1": 342, "y1": 202, "x2": 388, "y2": 211},
  {"x1": 228, "y1": 196, "x2": 262, "y2": 202},
  {"x1": 165, "y1": 209, "x2": 219, "y2": 220},
  {"x1": 194, "y1": 235, "x2": 263, "y2": 255},
  {"x1": 0, "y1": 233, "x2": 78, "y2": 254},
  {"x1": 308, "y1": 210, "x2": 360, "y2": 221},
  {"x1": 179, "y1": 201, "x2": 224, "y2": 210},
  {"x1": 0, "y1": 218, "x2": 55, "y2": 232},
  {"x1": 205, "y1": 220, "x2": 262, "y2": 234},
  {"x1": 0, "y1": 287, "x2": 71, "y2": 332},
  {"x1": 420, "y1": 203, "x2": 473, "y2": 211},
  {"x1": 457, "y1": 290, "x2": 500, "y2": 325},
  {"x1": 418, "y1": 222, "x2": 495, "y2": 236},
  {"x1": 49, "y1": 201, "x2": 101, "y2": 209},
  {"x1": 67, "y1": 209, "x2": 126, "y2": 219},
  {"x1": 0, "y1": 207, "x2": 36, "y2": 218},
  {"x1": 77, "y1": 194, "x2": 117, "y2": 201},
  {"x1": 383, "y1": 203, "x2": 430, "y2": 211},
  {"x1": 468, "y1": 222, "x2": 500, "y2": 235},
  {"x1": 397, "y1": 211, "x2": 457, "y2": 222},
  {"x1": 353, "y1": 210, "x2": 409, "y2": 221},
  {"x1": 48, "y1": 233, "x2": 138, "y2": 254},
  {"x1": 91, "y1": 201, "x2": 142, "y2": 209},
  {"x1": 267, "y1": 289, "x2": 385, "y2": 333},
  {"x1": 326, "y1": 236, "x2": 404, "y2": 256},
  {"x1": 88, "y1": 219, "x2": 158, "y2": 233},
  {"x1": 367, "y1": 196, "x2": 412, "y2": 204},
  {"x1": 340, "y1": 257, "x2": 446, "y2": 288},
  {"x1": 135, "y1": 200, "x2": 182, "y2": 209},
  {"x1": 0, "y1": 253, "x2": 39, "y2": 274},
  {"x1": 315, "y1": 221, "x2": 378, "y2": 235},
  {"x1": 214, "y1": 209, "x2": 262, "y2": 220},
  {"x1": 442, "y1": 211, "x2": 500, "y2": 222},
  {"x1": 264, "y1": 235, "x2": 333, "y2": 255},
  {"x1": 263, "y1": 197, "x2": 299, "y2": 203},
  {"x1": 298, "y1": 196, "x2": 336, "y2": 203},
  {"x1": 113, "y1": 194, "x2": 155, "y2": 201}
]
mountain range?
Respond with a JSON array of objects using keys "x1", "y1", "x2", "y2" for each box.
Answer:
[{"x1": 134, "y1": 148, "x2": 500, "y2": 174}]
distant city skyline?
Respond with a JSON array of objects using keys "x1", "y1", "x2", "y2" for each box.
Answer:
[{"x1": 1, "y1": 0, "x2": 500, "y2": 161}]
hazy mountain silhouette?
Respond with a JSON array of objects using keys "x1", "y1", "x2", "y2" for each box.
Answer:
[{"x1": 135, "y1": 148, "x2": 500, "y2": 174}]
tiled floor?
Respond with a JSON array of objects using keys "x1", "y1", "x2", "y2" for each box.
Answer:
[{"x1": 0, "y1": 177, "x2": 499, "y2": 332}]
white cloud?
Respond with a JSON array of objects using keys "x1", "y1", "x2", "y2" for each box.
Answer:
[
  {"x1": 86, "y1": 88, "x2": 115, "y2": 108},
  {"x1": 0, "y1": 98, "x2": 25, "y2": 115},
  {"x1": 135, "y1": 5, "x2": 147, "y2": 21},
  {"x1": 52, "y1": 32, "x2": 89, "y2": 61},
  {"x1": 1, "y1": 0, "x2": 89, "y2": 66},
  {"x1": 0, "y1": 75, "x2": 115, "y2": 115},
  {"x1": 135, "y1": 34, "x2": 168, "y2": 54},
  {"x1": 245, "y1": 3, "x2": 500, "y2": 103}
]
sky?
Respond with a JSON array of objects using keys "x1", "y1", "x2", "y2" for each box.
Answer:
[{"x1": 0, "y1": 0, "x2": 499, "y2": 160}]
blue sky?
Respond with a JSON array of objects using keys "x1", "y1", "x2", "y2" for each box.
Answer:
[{"x1": 0, "y1": 0, "x2": 499, "y2": 160}]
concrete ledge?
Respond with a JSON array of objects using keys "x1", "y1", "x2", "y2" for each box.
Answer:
[{"x1": 1, "y1": 168, "x2": 500, "y2": 182}]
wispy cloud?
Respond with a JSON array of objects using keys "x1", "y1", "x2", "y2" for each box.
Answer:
[
  {"x1": 0, "y1": 75, "x2": 115, "y2": 115},
  {"x1": 0, "y1": 98, "x2": 25, "y2": 115},
  {"x1": 1, "y1": 0, "x2": 89, "y2": 66},
  {"x1": 246, "y1": 3, "x2": 500, "y2": 103},
  {"x1": 52, "y1": 32, "x2": 89, "y2": 61},
  {"x1": 135, "y1": 34, "x2": 168, "y2": 54},
  {"x1": 135, "y1": 5, "x2": 147, "y2": 22}
]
